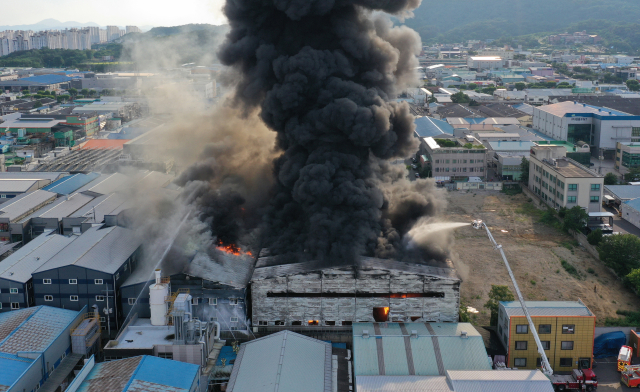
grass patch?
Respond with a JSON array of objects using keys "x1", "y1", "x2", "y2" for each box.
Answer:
[
  {"x1": 587, "y1": 268, "x2": 595, "y2": 274},
  {"x1": 604, "y1": 310, "x2": 640, "y2": 327},
  {"x1": 501, "y1": 184, "x2": 522, "y2": 196},
  {"x1": 560, "y1": 259, "x2": 581, "y2": 279},
  {"x1": 539, "y1": 208, "x2": 562, "y2": 230},
  {"x1": 530, "y1": 280, "x2": 536, "y2": 285},
  {"x1": 515, "y1": 202, "x2": 543, "y2": 218}
]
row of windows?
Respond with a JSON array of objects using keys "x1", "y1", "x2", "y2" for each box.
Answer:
[
  {"x1": 44, "y1": 295, "x2": 105, "y2": 302},
  {"x1": 126, "y1": 297, "x2": 241, "y2": 306},
  {"x1": 515, "y1": 340, "x2": 574, "y2": 350},
  {"x1": 514, "y1": 358, "x2": 574, "y2": 367},
  {"x1": 516, "y1": 324, "x2": 576, "y2": 334},
  {"x1": 43, "y1": 279, "x2": 105, "y2": 285},
  {"x1": 434, "y1": 167, "x2": 484, "y2": 173},
  {"x1": 434, "y1": 159, "x2": 484, "y2": 164},
  {"x1": 0, "y1": 302, "x2": 20, "y2": 309}
]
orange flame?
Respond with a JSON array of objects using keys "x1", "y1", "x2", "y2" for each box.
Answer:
[{"x1": 216, "y1": 241, "x2": 253, "y2": 257}]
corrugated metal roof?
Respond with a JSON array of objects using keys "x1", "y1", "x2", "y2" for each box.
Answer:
[
  {"x1": 605, "y1": 185, "x2": 640, "y2": 201},
  {"x1": 0, "y1": 172, "x2": 67, "y2": 181},
  {"x1": 81, "y1": 140, "x2": 129, "y2": 150},
  {"x1": 536, "y1": 101, "x2": 632, "y2": 117},
  {"x1": 624, "y1": 198, "x2": 640, "y2": 212},
  {"x1": 43, "y1": 172, "x2": 101, "y2": 195},
  {"x1": 0, "y1": 231, "x2": 76, "y2": 283},
  {"x1": 70, "y1": 193, "x2": 128, "y2": 223},
  {"x1": 78, "y1": 356, "x2": 142, "y2": 392},
  {"x1": 37, "y1": 193, "x2": 95, "y2": 219},
  {"x1": 0, "y1": 353, "x2": 34, "y2": 391},
  {"x1": 500, "y1": 301, "x2": 593, "y2": 317},
  {"x1": 228, "y1": 330, "x2": 332, "y2": 392},
  {"x1": 356, "y1": 376, "x2": 452, "y2": 392},
  {"x1": 446, "y1": 370, "x2": 554, "y2": 392},
  {"x1": 35, "y1": 225, "x2": 140, "y2": 274},
  {"x1": 0, "y1": 190, "x2": 57, "y2": 221},
  {"x1": 0, "y1": 180, "x2": 40, "y2": 193},
  {"x1": 253, "y1": 256, "x2": 458, "y2": 281},
  {"x1": 131, "y1": 356, "x2": 199, "y2": 391},
  {"x1": 0, "y1": 306, "x2": 78, "y2": 354},
  {"x1": 352, "y1": 323, "x2": 490, "y2": 377},
  {"x1": 415, "y1": 117, "x2": 454, "y2": 138},
  {"x1": 75, "y1": 173, "x2": 133, "y2": 195},
  {"x1": 488, "y1": 141, "x2": 536, "y2": 151}
]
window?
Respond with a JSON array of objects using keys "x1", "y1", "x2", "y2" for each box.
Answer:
[
  {"x1": 100, "y1": 317, "x2": 105, "y2": 323},
  {"x1": 538, "y1": 324, "x2": 552, "y2": 334},
  {"x1": 562, "y1": 324, "x2": 575, "y2": 334},
  {"x1": 70, "y1": 295, "x2": 78, "y2": 301},
  {"x1": 561, "y1": 341, "x2": 574, "y2": 350},
  {"x1": 308, "y1": 320, "x2": 319, "y2": 325},
  {"x1": 590, "y1": 196, "x2": 599, "y2": 203},
  {"x1": 568, "y1": 184, "x2": 577, "y2": 191},
  {"x1": 43, "y1": 279, "x2": 52, "y2": 284},
  {"x1": 11, "y1": 302, "x2": 19, "y2": 309},
  {"x1": 210, "y1": 317, "x2": 218, "y2": 322},
  {"x1": 516, "y1": 325, "x2": 528, "y2": 334},
  {"x1": 560, "y1": 358, "x2": 573, "y2": 367},
  {"x1": 515, "y1": 341, "x2": 528, "y2": 350},
  {"x1": 229, "y1": 298, "x2": 238, "y2": 305},
  {"x1": 567, "y1": 196, "x2": 577, "y2": 203},
  {"x1": 342, "y1": 321, "x2": 353, "y2": 326},
  {"x1": 0, "y1": 303, "x2": 2, "y2": 309},
  {"x1": 514, "y1": 358, "x2": 526, "y2": 367},
  {"x1": 94, "y1": 279, "x2": 103, "y2": 285},
  {"x1": 258, "y1": 321, "x2": 268, "y2": 326},
  {"x1": 452, "y1": 159, "x2": 457, "y2": 164},
  {"x1": 9, "y1": 288, "x2": 17, "y2": 294},
  {"x1": 537, "y1": 358, "x2": 543, "y2": 368},
  {"x1": 44, "y1": 295, "x2": 53, "y2": 301},
  {"x1": 325, "y1": 321, "x2": 336, "y2": 326},
  {"x1": 209, "y1": 298, "x2": 217, "y2": 305},
  {"x1": 230, "y1": 317, "x2": 238, "y2": 323},
  {"x1": 69, "y1": 279, "x2": 77, "y2": 285},
  {"x1": 541, "y1": 341, "x2": 551, "y2": 350},
  {"x1": 275, "y1": 320, "x2": 285, "y2": 325},
  {"x1": 95, "y1": 295, "x2": 105, "y2": 302},
  {"x1": 128, "y1": 298, "x2": 136, "y2": 305},
  {"x1": 591, "y1": 184, "x2": 600, "y2": 191},
  {"x1": 633, "y1": 127, "x2": 640, "y2": 137},
  {"x1": 191, "y1": 297, "x2": 198, "y2": 305}
]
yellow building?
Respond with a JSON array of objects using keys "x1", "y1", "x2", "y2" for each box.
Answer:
[{"x1": 498, "y1": 301, "x2": 595, "y2": 371}]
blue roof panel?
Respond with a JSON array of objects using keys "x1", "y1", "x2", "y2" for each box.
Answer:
[
  {"x1": 43, "y1": 172, "x2": 101, "y2": 195},
  {"x1": 133, "y1": 356, "x2": 199, "y2": 390},
  {"x1": 624, "y1": 198, "x2": 640, "y2": 212},
  {"x1": 19, "y1": 75, "x2": 73, "y2": 84},
  {"x1": 605, "y1": 185, "x2": 640, "y2": 201},
  {"x1": 415, "y1": 117, "x2": 454, "y2": 138},
  {"x1": 0, "y1": 353, "x2": 34, "y2": 389}
]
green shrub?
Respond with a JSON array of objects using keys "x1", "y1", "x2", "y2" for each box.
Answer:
[
  {"x1": 587, "y1": 229, "x2": 603, "y2": 246},
  {"x1": 561, "y1": 259, "x2": 581, "y2": 279}
]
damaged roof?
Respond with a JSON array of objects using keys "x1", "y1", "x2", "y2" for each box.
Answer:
[
  {"x1": 252, "y1": 255, "x2": 458, "y2": 281},
  {"x1": 0, "y1": 306, "x2": 78, "y2": 354}
]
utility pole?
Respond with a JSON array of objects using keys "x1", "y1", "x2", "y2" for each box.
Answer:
[{"x1": 102, "y1": 286, "x2": 115, "y2": 337}]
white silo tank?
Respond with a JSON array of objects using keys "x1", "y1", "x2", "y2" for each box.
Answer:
[{"x1": 149, "y1": 269, "x2": 169, "y2": 326}]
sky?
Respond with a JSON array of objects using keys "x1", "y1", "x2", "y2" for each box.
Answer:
[{"x1": 0, "y1": 0, "x2": 227, "y2": 28}]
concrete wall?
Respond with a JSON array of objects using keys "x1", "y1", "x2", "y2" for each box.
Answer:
[{"x1": 621, "y1": 202, "x2": 640, "y2": 229}]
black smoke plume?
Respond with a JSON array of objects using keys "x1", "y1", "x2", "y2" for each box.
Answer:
[{"x1": 216, "y1": 0, "x2": 438, "y2": 265}]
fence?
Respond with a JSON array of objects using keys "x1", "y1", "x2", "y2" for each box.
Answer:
[{"x1": 455, "y1": 182, "x2": 503, "y2": 191}]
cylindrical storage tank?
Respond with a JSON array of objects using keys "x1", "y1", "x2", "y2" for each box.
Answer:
[{"x1": 149, "y1": 270, "x2": 168, "y2": 326}]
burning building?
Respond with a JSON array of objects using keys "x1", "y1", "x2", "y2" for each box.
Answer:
[{"x1": 251, "y1": 251, "x2": 460, "y2": 328}]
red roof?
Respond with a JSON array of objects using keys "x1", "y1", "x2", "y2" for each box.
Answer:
[{"x1": 81, "y1": 139, "x2": 130, "y2": 150}]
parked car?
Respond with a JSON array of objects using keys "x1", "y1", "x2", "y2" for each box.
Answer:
[
  {"x1": 415, "y1": 173, "x2": 420, "y2": 178},
  {"x1": 411, "y1": 164, "x2": 417, "y2": 169}
]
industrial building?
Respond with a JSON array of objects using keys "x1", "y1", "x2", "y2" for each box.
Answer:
[
  {"x1": 31, "y1": 224, "x2": 142, "y2": 336},
  {"x1": 0, "y1": 305, "x2": 87, "y2": 392},
  {"x1": 528, "y1": 145, "x2": 604, "y2": 212},
  {"x1": 0, "y1": 74, "x2": 73, "y2": 93},
  {"x1": 70, "y1": 355, "x2": 201, "y2": 392},
  {"x1": 467, "y1": 56, "x2": 504, "y2": 70},
  {"x1": 0, "y1": 190, "x2": 58, "y2": 242},
  {"x1": 498, "y1": 301, "x2": 596, "y2": 371},
  {"x1": 421, "y1": 136, "x2": 487, "y2": 181},
  {"x1": 80, "y1": 73, "x2": 142, "y2": 92},
  {"x1": 121, "y1": 251, "x2": 254, "y2": 334},
  {"x1": 533, "y1": 101, "x2": 640, "y2": 154},
  {"x1": 251, "y1": 254, "x2": 460, "y2": 327},
  {"x1": 72, "y1": 101, "x2": 142, "y2": 122},
  {"x1": 615, "y1": 142, "x2": 640, "y2": 173},
  {"x1": 227, "y1": 330, "x2": 351, "y2": 392}
]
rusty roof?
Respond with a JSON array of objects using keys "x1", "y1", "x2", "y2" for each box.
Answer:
[
  {"x1": 0, "y1": 308, "x2": 37, "y2": 343},
  {"x1": 0, "y1": 306, "x2": 78, "y2": 354},
  {"x1": 77, "y1": 356, "x2": 142, "y2": 392}
]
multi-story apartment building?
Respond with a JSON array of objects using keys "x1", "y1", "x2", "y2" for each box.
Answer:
[
  {"x1": 498, "y1": 301, "x2": 596, "y2": 371},
  {"x1": 422, "y1": 136, "x2": 487, "y2": 180},
  {"x1": 106, "y1": 26, "x2": 121, "y2": 41},
  {"x1": 126, "y1": 26, "x2": 141, "y2": 34},
  {"x1": 529, "y1": 145, "x2": 604, "y2": 212}
]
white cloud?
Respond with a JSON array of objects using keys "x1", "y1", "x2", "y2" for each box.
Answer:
[{"x1": 0, "y1": 0, "x2": 227, "y2": 27}]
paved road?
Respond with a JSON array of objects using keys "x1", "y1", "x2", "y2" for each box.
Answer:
[
  {"x1": 602, "y1": 205, "x2": 640, "y2": 236},
  {"x1": 593, "y1": 357, "x2": 639, "y2": 392}
]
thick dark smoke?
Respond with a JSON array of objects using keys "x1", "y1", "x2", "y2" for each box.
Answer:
[{"x1": 215, "y1": 0, "x2": 440, "y2": 264}]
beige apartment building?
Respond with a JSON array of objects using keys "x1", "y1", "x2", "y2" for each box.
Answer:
[
  {"x1": 529, "y1": 145, "x2": 603, "y2": 212},
  {"x1": 422, "y1": 136, "x2": 487, "y2": 180}
]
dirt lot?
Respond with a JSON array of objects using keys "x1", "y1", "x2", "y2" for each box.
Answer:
[{"x1": 447, "y1": 190, "x2": 638, "y2": 326}]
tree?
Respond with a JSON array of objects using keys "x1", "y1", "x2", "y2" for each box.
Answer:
[
  {"x1": 587, "y1": 229, "x2": 603, "y2": 246},
  {"x1": 514, "y1": 82, "x2": 526, "y2": 91},
  {"x1": 450, "y1": 91, "x2": 470, "y2": 103},
  {"x1": 468, "y1": 99, "x2": 480, "y2": 106},
  {"x1": 485, "y1": 285, "x2": 514, "y2": 326},
  {"x1": 625, "y1": 268, "x2": 640, "y2": 293},
  {"x1": 519, "y1": 157, "x2": 529, "y2": 185},
  {"x1": 598, "y1": 234, "x2": 640, "y2": 276},
  {"x1": 459, "y1": 84, "x2": 468, "y2": 90},
  {"x1": 428, "y1": 96, "x2": 437, "y2": 104},
  {"x1": 68, "y1": 88, "x2": 78, "y2": 96},
  {"x1": 481, "y1": 86, "x2": 497, "y2": 95},
  {"x1": 467, "y1": 83, "x2": 477, "y2": 90},
  {"x1": 562, "y1": 206, "x2": 588, "y2": 233},
  {"x1": 626, "y1": 79, "x2": 640, "y2": 92},
  {"x1": 624, "y1": 167, "x2": 640, "y2": 183},
  {"x1": 32, "y1": 100, "x2": 42, "y2": 108},
  {"x1": 604, "y1": 172, "x2": 618, "y2": 185},
  {"x1": 80, "y1": 88, "x2": 89, "y2": 96}
]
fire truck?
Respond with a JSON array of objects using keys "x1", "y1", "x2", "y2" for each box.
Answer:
[
  {"x1": 622, "y1": 365, "x2": 640, "y2": 388},
  {"x1": 550, "y1": 369, "x2": 598, "y2": 391},
  {"x1": 619, "y1": 346, "x2": 633, "y2": 371},
  {"x1": 473, "y1": 220, "x2": 599, "y2": 392}
]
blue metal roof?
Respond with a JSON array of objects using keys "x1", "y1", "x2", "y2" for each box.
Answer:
[
  {"x1": 488, "y1": 141, "x2": 536, "y2": 151},
  {"x1": 352, "y1": 323, "x2": 491, "y2": 377},
  {"x1": 19, "y1": 75, "x2": 73, "y2": 84},
  {"x1": 624, "y1": 198, "x2": 640, "y2": 212},
  {"x1": 415, "y1": 116, "x2": 454, "y2": 138},
  {"x1": 500, "y1": 301, "x2": 593, "y2": 317},
  {"x1": 43, "y1": 172, "x2": 101, "y2": 195},
  {"x1": 0, "y1": 352, "x2": 34, "y2": 390},
  {"x1": 134, "y1": 356, "x2": 199, "y2": 390},
  {"x1": 215, "y1": 346, "x2": 237, "y2": 366},
  {"x1": 605, "y1": 185, "x2": 640, "y2": 201}
]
